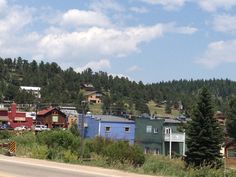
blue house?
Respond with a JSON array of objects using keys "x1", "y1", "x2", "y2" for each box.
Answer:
[{"x1": 79, "y1": 115, "x2": 135, "y2": 144}]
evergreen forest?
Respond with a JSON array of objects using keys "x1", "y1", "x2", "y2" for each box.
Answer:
[{"x1": 0, "y1": 57, "x2": 235, "y2": 115}]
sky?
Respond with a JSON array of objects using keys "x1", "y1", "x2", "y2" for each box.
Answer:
[{"x1": 0, "y1": 0, "x2": 236, "y2": 83}]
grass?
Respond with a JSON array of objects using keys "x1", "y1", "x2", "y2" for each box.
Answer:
[
  {"x1": 147, "y1": 100, "x2": 180, "y2": 118},
  {"x1": 89, "y1": 103, "x2": 103, "y2": 115},
  {"x1": 2, "y1": 132, "x2": 236, "y2": 177}
]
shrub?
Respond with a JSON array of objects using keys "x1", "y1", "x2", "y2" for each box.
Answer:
[
  {"x1": 12, "y1": 132, "x2": 36, "y2": 146},
  {"x1": 63, "y1": 150, "x2": 78, "y2": 163},
  {"x1": 0, "y1": 130, "x2": 12, "y2": 139},
  {"x1": 104, "y1": 140, "x2": 145, "y2": 166},
  {"x1": 31, "y1": 144, "x2": 48, "y2": 159},
  {"x1": 69, "y1": 123, "x2": 80, "y2": 137},
  {"x1": 36, "y1": 130, "x2": 80, "y2": 154}
]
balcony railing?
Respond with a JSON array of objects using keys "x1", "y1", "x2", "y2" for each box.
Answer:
[{"x1": 164, "y1": 133, "x2": 185, "y2": 142}]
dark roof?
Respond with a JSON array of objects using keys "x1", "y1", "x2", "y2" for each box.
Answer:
[
  {"x1": 84, "y1": 91, "x2": 102, "y2": 96},
  {"x1": 37, "y1": 107, "x2": 66, "y2": 116},
  {"x1": 94, "y1": 115, "x2": 134, "y2": 123}
]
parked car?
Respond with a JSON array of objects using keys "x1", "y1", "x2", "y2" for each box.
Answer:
[
  {"x1": 34, "y1": 125, "x2": 50, "y2": 131},
  {"x1": 14, "y1": 126, "x2": 27, "y2": 131},
  {"x1": 0, "y1": 124, "x2": 13, "y2": 130}
]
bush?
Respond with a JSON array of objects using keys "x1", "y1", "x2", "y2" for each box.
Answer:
[
  {"x1": 31, "y1": 144, "x2": 48, "y2": 159},
  {"x1": 36, "y1": 130, "x2": 80, "y2": 154},
  {"x1": 63, "y1": 150, "x2": 78, "y2": 163},
  {"x1": 12, "y1": 132, "x2": 36, "y2": 145},
  {"x1": 69, "y1": 123, "x2": 80, "y2": 137},
  {"x1": 0, "y1": 130, "x2": 12, "y2": 139}
]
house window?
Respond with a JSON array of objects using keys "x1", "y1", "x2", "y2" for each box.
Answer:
[
  {"x1": 228, "y1": 148, "x2": 236, "y2": 157},
  {"x1": 124, "y1": 127, "x2": 130, "y2": 132},
  {"x1": 105, "y1": 126, "x2": 111, "y2": 132},
  {"x1": 153, "y1": 128, "x2": 158, "y2": 134},
  {"x1": 146, "y1": 125, "x2": 152, "y2": 133},
  {"x1": 165, "y1": 127, "x2": 171, "y2": 134}
]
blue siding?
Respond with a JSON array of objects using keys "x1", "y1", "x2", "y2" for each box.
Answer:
[
  {"x1": 81, "y1": 115, "x2": 135, "y2": 144},
  {"x1": 100, "y1": 122, "x2": 135, "y2": 144},
  {"x1": 84, "y1": 116, "x2": 99, "y2": 138}
]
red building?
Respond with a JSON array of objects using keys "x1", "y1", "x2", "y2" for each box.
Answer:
[
  {"x1": 36, "y1": 107, "x2": 67, "y2": 129},
  {"x1": 8, "y1": 103, "x2": 33, "y2": 129},
  {"x1": 0, "y1": 108, "x2": 9, "y2": 125}
]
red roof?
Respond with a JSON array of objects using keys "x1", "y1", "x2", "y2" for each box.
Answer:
[{"x1": 37, "y1": 107, "x2": 54, "y2": 116}]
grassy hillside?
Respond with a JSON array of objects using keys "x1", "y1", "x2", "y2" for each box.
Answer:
[
  {"x1": 147, "y1": 101, "x2": 180, "y2": 118},
  {"x1": 88, "y1": 101, "x2": 181, "y2": 118},
  {"x1": 89, "y1": 103, "x2": 103, "y2": 115}
]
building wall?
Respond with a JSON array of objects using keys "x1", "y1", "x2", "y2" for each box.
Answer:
[
  {"x1": 68, "y1": 115, "x2": 78, "y2": 128},
  {"x1": 37, "y1": 112, "x2": 67, "y2": 128},
  {"x1": 8, "y1": 103, "x2": 33, "y2": 128},
  {"x1": 87, "y1": 93, "x2": 102, "y2": 104},
  {"x1": 100, "y1": 121, "x2": 135, "y2": 144},
  {"x1": 82, "y1": 116, "x2": 135, "y2": 144},
  {"x1": 135, "y1": 118, "x2": 164, "y2": 153},
  {"x1": 84, "y1": 116, "x2": 99, "y2": 138}
]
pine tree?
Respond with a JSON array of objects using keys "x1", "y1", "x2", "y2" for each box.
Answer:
[
  {"x1": 185, "y1": 87, "x2": 223, "y2": 168},
  {"x1": 165, "y1": 101, "x2": 172, "y2": 114},
  {"x1": 226, "y1": 97, "x2": 236, "y2": 140}
]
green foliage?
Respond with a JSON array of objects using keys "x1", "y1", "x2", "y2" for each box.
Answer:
[
  {"x1": 36, "y1": 130, "x2": 81, "y2": 154},
  {"x1": 1, "y1": 57, "x2": 236, "y2": 115},
  {"x1": 226, "y1": 97, "x2": 236, "y2": 140},
  {"x1": 185, "y1": 87, "x2": 224, "y2": 168},
  {"x1": 0, "y1": 130, "x2": 12, "y2": 139},
  {"x1": 12, "y1": 132, "x2": 36, "y2": 145},
  {"x1": 85, "y1": 137, "x2": 145, "y2": 166},
  {"x1": 165, "y1": 101, "x2": 172, "y2": 114},
  {"x1": 69, "y1": 123, "x2": 80, "y2": 137},
  {"x1": 5, "y1": 132, "x2": 236, "y2": 176},
  {"x1": 63, "y1": 150, "x2": 78, "y2": 163},
  {"x1": 31, "y1": 144, "x2": 48, "y2": 159}
]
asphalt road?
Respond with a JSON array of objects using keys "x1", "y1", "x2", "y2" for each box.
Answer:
[{"x1": 0, "y1": 155, "x2": 157, "y2": 177}]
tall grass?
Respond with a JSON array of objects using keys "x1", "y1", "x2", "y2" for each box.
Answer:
[{"x1": 3, "y1": 131, "x2": 236, "y2": 177}]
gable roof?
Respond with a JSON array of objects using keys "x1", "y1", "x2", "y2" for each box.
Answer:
[
  {"x1": 84, "y1": 91, "x2": 102, "y2": 96},
  {"x1": 37, "y1": 107, "x2": 66, "y2": 117},
  {"x1": 37, "y1": 107, "x2": 54, "y2": 116}
]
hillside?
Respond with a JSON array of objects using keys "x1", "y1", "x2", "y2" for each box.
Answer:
[{"x1": 0, "y1": 57, "x2": 235, "y2": 115}]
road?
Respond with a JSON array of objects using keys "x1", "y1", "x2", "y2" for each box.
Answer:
[{"x1": 0, "y1": 155, "x2": 159, "y2": 177}]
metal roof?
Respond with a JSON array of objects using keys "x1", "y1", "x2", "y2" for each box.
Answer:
[
  {"x1": 94, "y1": 115, "x2": 134, "y2": 123},
  {"x1": 20, "y1": 86, "x2": 41, "y2": 91}
]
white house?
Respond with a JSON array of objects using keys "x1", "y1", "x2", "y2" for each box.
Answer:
[{"x1": 20, "y1": 86, "x2": 41, "y2": 99}]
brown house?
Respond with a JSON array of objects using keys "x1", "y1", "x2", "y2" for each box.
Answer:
[
  {"x1": 224, "y1": 140, "x2": 236, "y2": 168},
  {"x1": 84, "y1": 91, "x2": 102, "y2": 104},
  {"x1": 36, "y1": 107, "x2": 67, "y2": 129}
]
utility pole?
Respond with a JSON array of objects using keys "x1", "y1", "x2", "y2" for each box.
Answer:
[
  {"x1": 80, "y1": 100, "x2": 87, "y2": 160},
  {"x1": 169, "y1": 128, "x2": 172, "y2": 159}
]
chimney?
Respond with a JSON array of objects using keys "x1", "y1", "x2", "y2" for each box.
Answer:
[{"x1": 11, "y1": 102, "x2": 17, "y2": 118}]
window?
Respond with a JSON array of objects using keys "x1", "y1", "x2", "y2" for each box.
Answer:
[
  {"x1": 146, "y1": 125, "x2": 152, "y2": 133},
  {"x1": 153, "y1": 128, "x2": 158, "y2": 133},
  {"x1": 165, "y1": 127, "x2": 171, "y2": 134},
  {"x1": 228, "y1": 148, "x2": 236, "y2": 157},
  {"x1": 124, "y1": 127, "x2": 130, "y2": 132},
  {"x1": 105, "y1": 126, "x2": 111, "y2": 132}
]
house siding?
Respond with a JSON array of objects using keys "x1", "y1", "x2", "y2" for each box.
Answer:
[
  {"x1": 100, "y1": 121, "x2": 135, "y2": 144},
  {"x1": 135, "y1": 117, "x2": 164, "y2": 154},
  {"x1": 135, "y1": 117, "x2": 186, "y2": 156},
  {"x1": 81, "y1": 115, "x2": 135, "y2": 144}
]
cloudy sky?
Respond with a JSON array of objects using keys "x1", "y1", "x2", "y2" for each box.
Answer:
[{"x1": 0, "y1": 0, "x2": 236, "y2": 83}]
